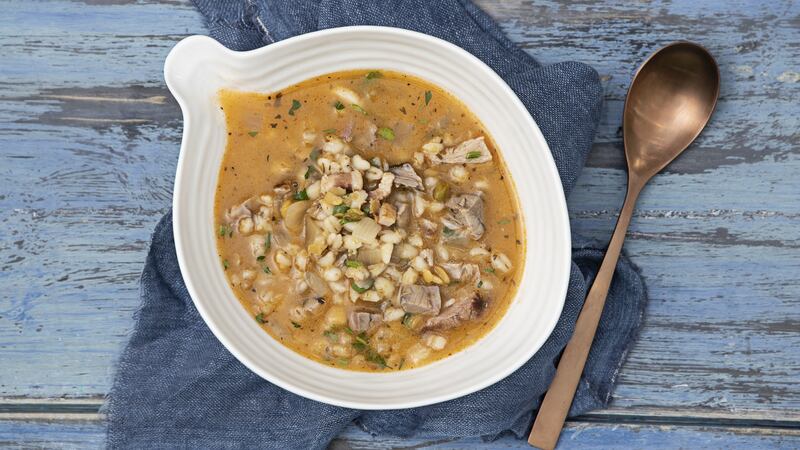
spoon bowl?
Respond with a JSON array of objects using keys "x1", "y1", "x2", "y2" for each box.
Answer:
[{"x1": 624, "y1": 42, "x2": 720, "y2": 179}]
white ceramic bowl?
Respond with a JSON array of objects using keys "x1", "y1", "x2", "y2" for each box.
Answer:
[{"x1": 165, "y1": 27, "x2": 570, "y2": 410}]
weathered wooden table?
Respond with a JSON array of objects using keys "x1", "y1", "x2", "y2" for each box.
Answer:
[{"x1": 2, "y1": 0, "x2": 798, "y2": 448}]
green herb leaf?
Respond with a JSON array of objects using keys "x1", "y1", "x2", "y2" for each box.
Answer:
[
  {"x1": 365, "y1": 350, "x2": 388, "y2": 368},
  {"x1": 365, "y1": 71, "x2": 383, "y2": 80},
  {"x1": 345, "y1": 260, "x2": 362, "y2": 268},
  {"x1": 402, "y1": 313, "x2": 413, "y2": 327},
  {"x1": 351, "y1": 279, "x2": 374, "y2": 293},
  {"x1": 322, "y1": 128, "x2": 337, "y2": 134},
  {"x1": 256, "y1": 255, "x2": 265, "y2": 261},
  {"x1": 497, "y1": 218, "x2": 511, "y2": 225},
  {"x1": 288, "y1": 99, "x2": 302, "y2": 116},
  {"x1": 466, "y1": 150, "x2": 482, "y2": 159},
  {"x1": 337, "y1": 358, "x2": 350, "y2": 366},
  {"x1": 309, "y1": 148, "x2": 320, "y2": 161},
  {"x1": 377, "y1": 127, "x2": 395, "y2": 141},
  {"x1": 263, "y1": 265, "x2": 272, "y2": 274},
  {"x1": 477, "y1": 280, "x2": 484, "y2": 288},
  {"x1": 442, "y1": 226, "x2": 455, "y2": 236},
  {"x1": 324, "y1": 330, "x2": 338, "y2": 341},
  {"x1": 291, "y1": 321, "x2": 302, "y2": 329},
  {"x1": 352, "y1": 341, "x2": 368, "y2": 352},
  {"x1": 255, "y1": 313, "x2": 267, "y2": 324},
  {"x1": 484, "y1": 267, "x2": 495, "y2": 274},
  {"x1": 398, "y1": 358, "x2": 405, "y2": 370},
  {"x1": 355, "y1": 332, "x2": 369, "y2": 345},
  {"x1": 218, "y1": 225, "x2": 229, "y2": 237},
  {"x1": 248, "y1": 131, "x2": 258, "y2": 137},
  {"x1": 265, "y1": 232, "x2": 272, "y2": 251},
  {"x1": 332, "y1": 204, "x2": 350, "y2": 217},
  {"x1": 424, "y1": 90, "x2": 432, "y2": 105},
  {"x1": 334, "y1": 100, "x2": 345, "y2": 110},
  {"x1": 304, "y1": 165, "x2": 317, "y2": 179},
  {"x1": 222, "y1": 259, "x2": 229, "y2": 270},
  {"x1": 293, "y1": 190, "x2": 309, "y2": 201},
  {"x1": 351, "y1": 103, "x2": 368, "y2": 115}
]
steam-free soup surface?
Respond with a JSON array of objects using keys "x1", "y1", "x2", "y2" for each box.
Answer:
[{"x1": 215, "y1": 70, "x2": 523, "y2": 371}]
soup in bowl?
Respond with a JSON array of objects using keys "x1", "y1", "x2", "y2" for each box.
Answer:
[
  {"x1": 215, "y1": 70, "x2": 523, "y2": 371},
  {"x1": 166, "y1": 27, "x2": 570, "y2": 409}
]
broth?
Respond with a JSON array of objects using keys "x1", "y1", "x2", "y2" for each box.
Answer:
[{"x1": 214, "y1": 70, "x2": 524, "y2": 371}]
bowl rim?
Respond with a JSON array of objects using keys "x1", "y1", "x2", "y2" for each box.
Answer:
[{"x1": 166, "y1": 25, "x2": 571, "y2": 409}]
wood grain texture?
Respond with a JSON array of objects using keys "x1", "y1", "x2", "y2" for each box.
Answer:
[
  {"x1": 1, "y1": 419, "x2": 798, "y2": 449},
  {"x1": 1, "y1": 0, "x2": 799, "y2": 446}
]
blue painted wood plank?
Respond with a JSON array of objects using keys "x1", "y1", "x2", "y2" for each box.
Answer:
[
  {"x1": 0, "y1": 0, "x2": 798, "y2": 430},
  {"x1": 1, "y1": 420, "x2": 799, "y2": 449}
]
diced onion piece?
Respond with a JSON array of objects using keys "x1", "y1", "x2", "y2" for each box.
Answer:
[
  {"x1": 344, "y1": 217, "x2": 381, "y2": 243},
  {"x1": 283, "y1": 200, "x2": 310, "y2": 234}
]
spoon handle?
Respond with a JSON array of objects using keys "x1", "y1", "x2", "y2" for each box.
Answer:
[{"x1": 528, "y1": 179, "x2": 644, "y2": 450}]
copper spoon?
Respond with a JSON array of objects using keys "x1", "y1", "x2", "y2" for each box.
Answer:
[{"x1": 528, "y1": 42, "x2": 720, "y2": 450}]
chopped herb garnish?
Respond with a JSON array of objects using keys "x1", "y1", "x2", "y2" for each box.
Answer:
[
  {"x1": 497, "y1": 218, "x2": 511, "y2": 225},
  {"x1": 263, "y1": 265, "x2": 272, "y2": 274},
  {"x1": 248, "y1": 131, "x2": 258, "y2": 137},
  {"x1": 218, "y1": 225, "x2": 229, "y2": 237},
  {"x1": 484, "y1": 267, "x2": 496, "y2": 273},
  {"x1": 477, "y1": 280, "x2": 484, "y2": 288},
  {"x1": 322, "y1": 128, "x2": 337, "y2": 134},
  {"x1": 324, "y1": 330, "x2": 338, "y2": 341},
  {"x1": 288, "y1": 99, "x2": 302, "y2": 116},
  {"x1": 332, "y1": 204, "x2": 350, "y2": 216},
  {"x1": 399, "y1": 106, "x2": 407, "y2": 115},
  {"x1": 365, "y1": 71, "x2": 383, "y2": 80},
  {"x1": 398, "y1": 358, "x2": 405, "y2": 369},
  {"x1": 222, "y1": 259, "x2": 229, "y2": 270},
  {"x1": 351, "y1": 103, "x2": 368, "y2": 115},
  {"x1": 291, "y1": 321, "x2": 302, "y2": 328},
  {"x1": 256, "y1": 255, "x2": 265, "y2": 261},
  {"x1": 355, "y1": 332, "x2": 369, "y2": 346},
  {"x1": 255, "y1": 313, "x2": 267, "y2": 324},
  {"x1": 377, "y1": 127, "x2": 395, "y2": 141},
  {"x1": 424, "y1": 90, "x2": 432, "y2": 105},
  {"x1": 442, "y1": 226, "x2": 455, "y2": 236},
  {"x1": 418, "y1": 118, "x2": 429, "y2": 125},
  {"x1": 365, "y1": 350, "x2": 388, "y2": 368},
  {"x1": 293, "y1": 189, "x2": 309, "y2": 201},
  {"x1": 351, "y1": 279, "x2": 374, "y2": 293},
  {"x1": 265, "y1": 232, "x2": 272, "y2": 251},
  {"x1": 402, "y1": 313, "x2": 413, "y2": 327},
  {"x1": 466, "y1": 150, "x2": 482, "y2": 159},
  {"x1": 309, "y1": 148, "x2": 320, "y2": 161},
  {"x1": 304, "y1": 165, "x2": 317, "y2": 179},
  {"x1": 334, "y1": 100, "x2": 345, "y2": 110},
  {"x1": 337, "y1": 358, "x2": 350, "y2": 366},
  {"x1": 345, "y1": 259, "x2": 362, "y2": 268},
  {"x1": 341, "y1": 208, "x2": 364, "y2": 223}
]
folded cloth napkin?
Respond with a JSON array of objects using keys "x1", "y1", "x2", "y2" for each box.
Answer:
[{"x1": 106, "y1": 1, "x2": 648, "y2": 448}]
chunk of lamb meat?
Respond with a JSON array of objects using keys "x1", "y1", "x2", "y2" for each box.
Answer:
[
  {"x1": 397, "y1": 285, "x2": 441, "y2": 315},
  {"x1": 440, "y1": 263, "x2": 480, "y2": 282},
  {"x1": 442, "y1": 194, "x2": 485, "y2": 240},
  {"x1": 439, "y1": 137, "x2": 492, "y2": 164},
  {"x1": 321, "y1": 171, "x2": 363, "y2": 192},
  {"x1": 423, "y1": 291, "x2": 486, "y2": 331},
  {"x1": 389, "y1": 163, "x2": 424, "y2": 190},
  {"x1": 368, "y1": 172, "x2": 395, "y2": 200},
  {"x1": 224, "y1": 200, "x2": 252, "y2": 225},
  {"x1": 348, "y1": 311, "x2": 382, "y2": 333}
]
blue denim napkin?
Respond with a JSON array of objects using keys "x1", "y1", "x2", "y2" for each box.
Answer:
[{"x1": 106, "y1": 1, "x2": 648, "y2": 448}]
